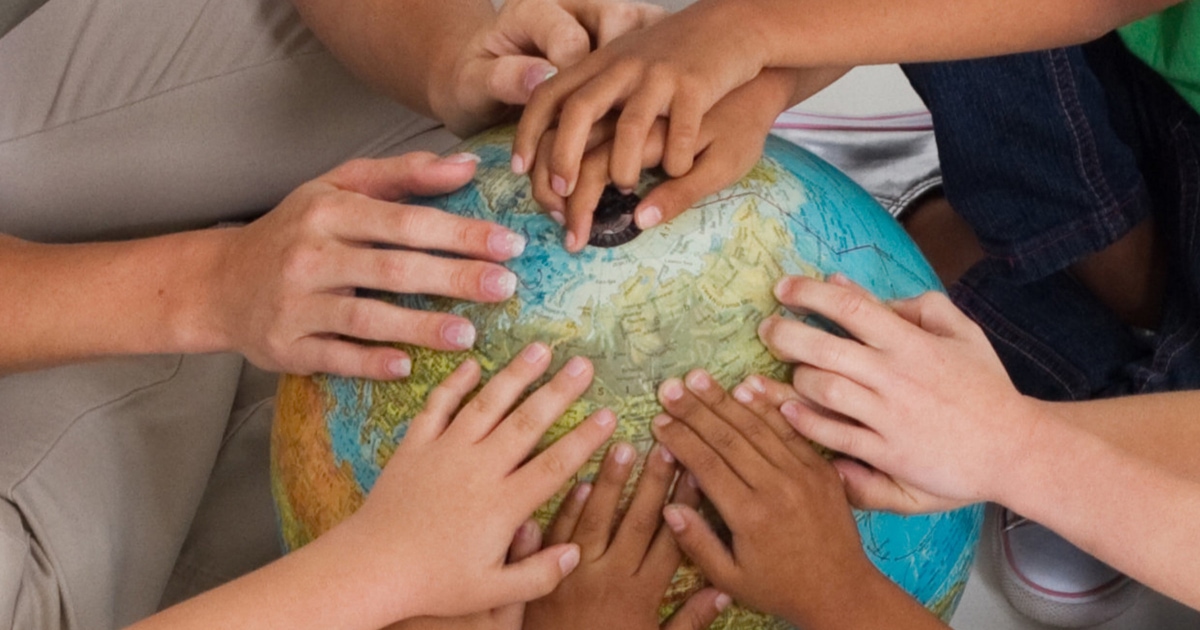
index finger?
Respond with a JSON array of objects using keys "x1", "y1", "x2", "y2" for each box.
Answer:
[
  {"x1": 332, "y1": 199, "x2": 527, "y2": 263},
  {"x1": 773, "y1": 275, "x2": 912, "y2": 351}
]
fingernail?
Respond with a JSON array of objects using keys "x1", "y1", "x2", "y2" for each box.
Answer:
[
  {"x1": 511, "y1": 154, "x2": 526, "y2": 174},
  {"x1": 659, "y1": 444, "x2": 675, "y2": 463},
  {"x1": 685, "y1": 371, "x2": 711, "y2": 392},
  {"x1": 443, "y1": 152, "x2": 481, "y2": 164},
  {"x1": 593, "y1": 408, "x2": 615, "y2": 427},
  {"x1": 614, "y1": 443, "x2": 634, "y2": 464},
  {"x1": 522, "y1": 342, "x2": 548, "y2": 363},
  {"x1": 564, "y1": 356, "x2": 588, "y2": 377},
  {"x1": 773, "y1": 277, "x2": 795, "y2": 301},
  {"x1": 524, "y1": 64, "x2": 558, "y2": 94},
  {"x1": 574, "y1": 482, "x2": 592, "y2": 503},
  {"x1": 558, "y1": 545, "x2": 581, "y2": 575},
  {"x1": 746, "y1": 375, "x2": 767, "y2": 394},
  {"x1": 757, "y1": 318, "x2": 774, "y2": 340},
  {"x1": 780, "y1": 400, "x2": 802, "y2": 422},
  {"x1": 732, "y1": 385, "x2": 752, "y2": 403},
  {"x1": 652, "y1": 414, "x2": 672, "y2": 428},
  {"x1": 552, "y1": 175, "x2": 570, "y2": 197},
  {"x1": 686, "y1": 471, "x2": 699, "y2": 488},
  {"x1": 484, "y1": 268, "x2": 518, "y2": 298},
  {"x1": 387, "y1": 357, "x2": 411, "y2": 378},
  {"x1": 715, "y1": 593, "x2": 733, "y2": 612},
  {"x1": 443, "y1": 321, "x2": 476, "y2": 349},
  {"x1": 489, "y1": 230, "x2": 526, "y2": 258},
  {"x1": 637, "y1": 205, "x2": 662, "y2": 229},
  {"x1": 661, "y1": 380, "x2": 684, "y2": 402},
  {"x1": 619, "y1": 187, "x2": 634, "y2": 195},
  {"x1": 662, "y1": 506, "x2": 686, "y2": 532},
  {"x1": 549, "y1": 211, "x2": 565, "y2": 226},
  {"x1": 564, "y1": 231, "x2": 577, "y2": 251}
]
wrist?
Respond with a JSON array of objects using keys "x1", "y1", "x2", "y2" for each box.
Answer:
[{"x1": 168, "y1": 227, "x2": 236, "y2": 355}]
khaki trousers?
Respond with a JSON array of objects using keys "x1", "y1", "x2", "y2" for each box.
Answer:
[{"x1": 0, "y1": 0, "x2": 458, "y2": 627}]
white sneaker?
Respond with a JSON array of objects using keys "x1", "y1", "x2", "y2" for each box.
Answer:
[{"x1": 993, "y1": 507, "x2": 1142, "y2": 627}]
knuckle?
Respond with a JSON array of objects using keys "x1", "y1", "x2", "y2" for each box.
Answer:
[
  {"x1": 340, "y1": 300, "x2": 377, "y2": 337},
  {"x1": 537, "y1": 446, "x2": 568, "y2": 477},
  {"x1": 624, "y1": 510, "x2": 660, "y2": 537},
  {"x1": 814, "y1": 374, "x2": 845, "y2": 408},
  {"x1": 375, "y1": 253, "x2": 411, "y2": 284},
  {"x1": 834, "y1": 290, "x2": 868, "y2": 320},
  {"x1": 812, "y1": 336, "x2": 844, "y2": 369}
]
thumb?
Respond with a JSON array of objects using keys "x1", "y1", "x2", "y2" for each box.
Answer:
[
  {"x1": 834, "y1": 459, "x2": 963, "y2": 514},
  {"x1": 491, "y1": 543, "x2": 581, "y2": 605},
  {"x1": 484, "y1": 55, "x2": 559, "y2": 105},
  {"x1": 662, "y1": 588, "x2": 731, "y2": 630}
]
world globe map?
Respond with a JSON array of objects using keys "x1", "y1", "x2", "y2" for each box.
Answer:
[{"x1": 271, "y1": 125, "x2": 983, "y2": 628}]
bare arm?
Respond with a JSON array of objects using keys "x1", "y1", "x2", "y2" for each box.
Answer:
[
  {"x1": 1051, "y1": 391, "x2": 1200, "y2": 480},
  {"x1": 0, "y1": 231, "x2": 226, "y2": 374},
  {"x1": 0, "y1": 154, "x2": 526, "y2": 377},
  {"x1": 757, "y1": 275, "x2": 1200, "y2": 610},
  {"x1": 701, "y1": 0, "x2": 1178, "y2": 69}
]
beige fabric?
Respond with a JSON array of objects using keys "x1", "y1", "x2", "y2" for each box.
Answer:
[
  {"x1": 0, "y1": 355, "x2": 257, "y2": 629},
  {"x1": 0, "y1": 0, "x2": 463, "y2": 627},
  {"x1": 0, "y1": 0, "x2": 459, "y2": 243}
]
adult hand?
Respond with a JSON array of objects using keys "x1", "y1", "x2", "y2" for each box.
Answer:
[
  {"x1": 512, "y1": 1, "x2": 770, "y2": 197},
  {"x1": 209, "y1": 152, "x2": 527, "y2": 379},
  {"x1": 757, "y1": 273, "x2": 1045, "y2": 512},
  {"x1": 524, "y1": 441, "x2": 727, "y2": 630},
  {"x1": 528, "y1": 68, "x2": 846, "y2": 251},
  {"x1": 650, "y1": 369, "x2": 879, "y2": 628},
  {"x1": 434, "y1": 0, "x2": 667, "y2": 137},
  {"x1": 345, "y1": 343, "x2": 616, "y2": 621}
]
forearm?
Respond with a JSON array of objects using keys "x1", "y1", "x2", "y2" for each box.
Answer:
[
  {"x1": 1049, "y1": 391, "x2": 1200, "y2": 481},
  {"x1": 289, "y1": 0, "x2": 494, "y2": 121},
  {"x1": 687, "y1": 0, "x2": 1176, "y2": 69},
  {"x1": 999, "y1": 407, "x2": 1200, "y2": 608},
  {"x1": 783, "y1": 563, "x2": 949, "y2": 630},
  {"x1": 128, "y1": 520, "x2": 413, "y2": 630},
  {"x1": 0, "y1": 231, "x2": 228, "y2": 374}
]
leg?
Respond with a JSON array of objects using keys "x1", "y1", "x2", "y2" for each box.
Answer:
[
  {"x1": 0, "y1": 354, "x2": 246, "y2": 628},
  {"x1": 0, "y1": 0, "x2": 459, "y2": 243}
]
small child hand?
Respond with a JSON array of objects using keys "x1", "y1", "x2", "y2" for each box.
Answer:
[
  {"x1": 382, "y1": 520, "x2": 543, "y2": 630},
  {"x1": 523, "y1": 441, "x2": 728, "y2": 630},
  {"x1": 651, "y1": 369, "x2": 880, "y2": 628},
  {"x1": 343, "y1": 343, "x2": 617, "y2": 622},
  {"x1": 757, "y1": 274, "x2": 1043, "y2": 510},
  {"x1": 529, "y1": 68, "x2": 843, "y2": 252}
]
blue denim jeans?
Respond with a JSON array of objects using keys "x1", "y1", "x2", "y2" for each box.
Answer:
[{"x1": 902, "y1": 34, "x2": 1200, "y2": 400}]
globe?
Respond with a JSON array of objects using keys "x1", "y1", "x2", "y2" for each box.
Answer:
[{"x1": 271, "y1": 125, "x2": 983, "y2": 628}]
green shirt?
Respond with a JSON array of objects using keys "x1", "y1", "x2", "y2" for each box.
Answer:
[{"x1": 1119, "y1": 1, "x2": 1200, "y2": 114}]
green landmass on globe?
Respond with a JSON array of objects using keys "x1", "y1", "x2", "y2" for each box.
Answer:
[{"x1": 271, "y1": 125, "x2": 983, "y2": 629}]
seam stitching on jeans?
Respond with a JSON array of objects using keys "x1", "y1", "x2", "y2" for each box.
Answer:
[{"x1": 1047, "y1": 48, "x2": 1121, "y2": 218}]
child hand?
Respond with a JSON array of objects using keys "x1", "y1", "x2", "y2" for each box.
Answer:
[
  {"x1": 523, "y1": 442, "x2": 728, "y2": 630},
  {"x1": 735, "y1": 374, "x2": 967, "y2": 515},
  {"x1": 529, "y1": 68, "x2": 845, "y2": 252},
  {"x1": 382, "y1": 520, "x2": 543, "y2": 630},
  {"x1": 512, "y1": 2, "x2": 770, "y2": 196},
  {"x1": 340, "y1": 343, "x2": 617, "y2": 622},
  {"x1": 650, "y1": 369, "x2": 880, "y2": 628},
  {"x1": 757, "y1": 274, "x2": 1047, "y2": 511}
]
